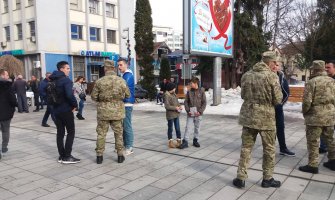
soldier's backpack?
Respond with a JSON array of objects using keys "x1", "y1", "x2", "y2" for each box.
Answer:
[{"x1": 46, "y1": 80, "x2": 61, "y2": 105}]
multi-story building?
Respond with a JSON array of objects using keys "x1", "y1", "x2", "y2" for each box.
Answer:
[
  {"x1": 0, "y1": 0, "x2": 135, "y2": 82},
  {"x1": 152, "y1": 25, "x2": 183, "y2": 51}
]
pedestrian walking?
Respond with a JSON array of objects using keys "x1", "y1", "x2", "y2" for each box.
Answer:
[
  {"x1": 12, "y1": 74, "x2": 29, "y2": 113},
  {"x1": 179, "y1": 77, "x2": 206, "y2": 149},
  {"x1": 91, "y1": 60, "x2": 130, "y2": 164},
  {"x1": 50, "y1": 61, "x2": 80, "y2": 164},
  {"x1": 0, "y1": 69, "x2": 17, "y2": 158},
  {"x1": 299, "y1": 60, "x2": 335, "y2": 174},
  {"x1": 164, "y1": 82, "x2": 182, "y2": 148},
  {"x1": 73, "y1": 76, "x2": 86, "y2": 120},
  {"x1": 39, "y1": 72, "x2": 55, "y2": 127},
  {"x1": 30, "y1": 75, "x2": 41, "y2": 112},
  {"x1": 233, "y1": 51, "x2": 283, "y2": 189},
  {"x1": 157, "y1": 78, "x2": 168, "y2": 105}
]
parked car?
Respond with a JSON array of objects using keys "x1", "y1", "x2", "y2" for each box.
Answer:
[{"x1": 135, "y1": 84, "x2": 148, "y2": 99}]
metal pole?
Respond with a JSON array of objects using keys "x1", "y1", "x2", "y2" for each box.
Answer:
[{"x1": 212, "y1": 57, "x2": 222, "y2": 106}]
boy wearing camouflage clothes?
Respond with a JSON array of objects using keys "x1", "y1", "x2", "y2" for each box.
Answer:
[
  {"x1": 91, "y1": 60, "x2": 130, "y2": 164},
  {"x1": 299, "y1": 60, "x2": 335, "y2": 174},
  {"x1": 164, "y1": 82, "x2": 182, "y2": 148},
  {"x1": 179, "y1": 77, "x2": 206, "y2": 149}
]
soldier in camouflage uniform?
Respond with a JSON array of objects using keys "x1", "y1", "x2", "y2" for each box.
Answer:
[
  {"x1": 233, "y1": 51, "x2": 283, "y2": 189},
  {"x1": 299, "y1": 60, "x2": 335, "y2": 173},
  {"x1": 91, "y1": 60, "x2": 130, "y2": 164}
]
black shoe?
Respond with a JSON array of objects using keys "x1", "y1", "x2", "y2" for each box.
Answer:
[
  {"x1": 62, "y1": 155, "x2": 80, "y2": 164},
  {"x1": 41, "y1": 123, "x2": 50, "y2": 127},
  {"x1": 40, "y1": 107, "x2": 44, "y2": 110},
  {"x1": 193, "y1": 138, "x2": 200, "y2": 148},
  {"x1": 179, "y1": 139, "x2": 189, "y2": 149},
  {"x1": 299, "y1": 165, "x2": 318, "y2": 174},
  {"x1": 2, "y1": 147, "x2": 8, "y2": 153},
  {"x1": 319, "y1": 148, "x2": 327, "y2": 154},
  {"x1": 233, "y1": 178, "x2": 245, "y2": 188},
  {"x1": 97, "y1": 156, "x2": 103, "y2": 164},
  {"x1": 118, "y1": 155, "x2": 125, "y2": 163},
  {"x1": 323, "y1": 160, "x2": 335, "y2": 171},
  {"x1": 261, "y1": 178, "x2": 281, "y2": 188},
  {"x1": 33, "y1": 109, "x2": 39, "y2": 112},
  {"x1": 280, "y1": 148, "x2": 295, "y2": 157},
  {"x1": 76, "y1": 114, "x2": 85, "y2": 120},
  {"x1": 58, "y1": 156, "x2": 62, "y2": 163}
]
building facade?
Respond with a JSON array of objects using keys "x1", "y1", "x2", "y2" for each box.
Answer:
[
  {"x1": 0, "y1": 0, "x2": 135, "y2": 82},
  {"x1": 152, "y1": 25, "x2": 183, "y2": 52}
]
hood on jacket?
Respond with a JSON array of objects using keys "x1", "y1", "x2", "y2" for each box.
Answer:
[
  {"x1": 0, "y1": 78, "x2": 12, "y2": 91},
  {"x1": 50, "y1": 70, "x2": 66, "y2": 80},
  {"x1": 252, "y1": 62, "x2": 271, "y2": 72}
]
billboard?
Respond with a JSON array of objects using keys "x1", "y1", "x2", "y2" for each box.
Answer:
[{"x1": 184, "y1": 0, "x2": 234, "y2": 57}]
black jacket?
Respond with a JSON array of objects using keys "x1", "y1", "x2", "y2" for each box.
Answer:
[
  {"x1": 12, "y1": 79, "x2": 29, "y2": 95},
  {"x1": 0, "y1": 78, "x2": 17, "y2": 121},
  {"x1": 49, "y1": 71, "x2": 78, "y2": 114},
  {"x1": 30, "y1": 80, "x2": 39, "y2": 94}
]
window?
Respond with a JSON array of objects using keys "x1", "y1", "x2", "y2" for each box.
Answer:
[
  {"x1": 16, "y1": 0, "x2": 21, "y2": 10},
  {"x1": 27, "y1": 0, "x2": 34, "y2": 6},
  {"x1": 3, "y1": 0, "x2": 8, "y2": 13},
  {"x1": 70, "y1": 0, "x2": 80, "y2": 10},
  {"x1": 29, "y1": 21, "x2": 35, "y2": 37},
  {"x1": 90, "y1": 27, "x2": 100, "y2": 41},
  {"x1": 73, "y1": 56, "x2": 85, "y2": 79},
  {"x1": 89, "y1": 0, "x2": 99, "y2": 14},
  {"x1": 106, "y1": 3, "x2": 115, "y2": 18},
  {"x1": 71, "y1": 24, "x2": 83, "y2": 40},
  {"x1": 4, "y1": 26, "x2": 10, "y2": 41},
  {"x1": 107, "y1": 29, "x2": 116, "y2": 44},
  {"x1": 16, "y1": 24, "x2": 22, "y2": 40}
]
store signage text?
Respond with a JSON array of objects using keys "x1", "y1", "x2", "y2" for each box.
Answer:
[
  {"x1": 0, "y1": 49, "x2": 25, "y2": 56},
  {"x1": 80, "y1": 50, "x2": 115, "y2": 57}
]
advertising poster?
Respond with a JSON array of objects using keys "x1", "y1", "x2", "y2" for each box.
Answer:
[{"x1": 190, "y1": 0, "x2": 233, "y2": 57}]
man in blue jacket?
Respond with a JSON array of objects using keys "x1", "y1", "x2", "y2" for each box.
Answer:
[
  {"x1": 39, "y1": 72, "x2": 55, "y2": 127},
  {"x1": 49, "y1": 61, "x2": 79, "y2": 164},
  {"x1": 118, "y1": 58, "x2": 135, "y2": 155},
  {"x1": 271, "y1": 62, "x2": 295, "y2": 156}
]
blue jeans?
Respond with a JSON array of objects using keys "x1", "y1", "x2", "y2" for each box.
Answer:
[
  {"x1": 123, "y1": 106, "x2": 133, "y2": 148},
  {"x1": 78, "y1": 99, "x2": 85, "y2": 115},
  {"x1": 167, "y1": 117, "x2": 181, "y2": 139}
]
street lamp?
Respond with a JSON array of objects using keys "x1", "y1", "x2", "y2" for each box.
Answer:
[{"x1": 122, "y1": 27, "x2": 131, "y2": 65}]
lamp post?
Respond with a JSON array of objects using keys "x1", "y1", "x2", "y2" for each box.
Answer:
[{"x1": 122, "y1": 27, "x2": 131, "y2": 65}]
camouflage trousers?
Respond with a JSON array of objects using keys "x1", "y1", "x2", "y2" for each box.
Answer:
[
  {"x1": 96, "y1": 120, "x2": 124, "y2": 156},
  {"x1": 237, "y1": 127, "x2": 276, "y2": 180},
  {"x1": 306, "y1": 126, "x2": 335, "y2": 167}
]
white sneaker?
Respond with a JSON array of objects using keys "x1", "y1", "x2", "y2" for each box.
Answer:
[{"x1": 125, "y1": 148, "x2": 133, "y2": 155}]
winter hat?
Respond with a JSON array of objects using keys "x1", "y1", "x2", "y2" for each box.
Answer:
[
  {"x1": 103, "y1": 60, "x2": 115, "y2": 71},
  {"x1": 310, "y1": 60, "x2": 325, "y2": 70},
  {"x1": 166, "y1": 82, "x2": 176, "y2": 91},
  {"x1": 262, "y1": 51, "x2": 277, "y2": 63}
]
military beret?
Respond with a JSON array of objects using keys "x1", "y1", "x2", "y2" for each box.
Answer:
[
  {"x1": 310, "y1": 60, "x2": 325, "y2": 70},
  {"x1": 262, "y1": 51, "x2": 277, "y2": 62},
  {"x1": 104, "y1": 60, "x2": 114, "y2": 68}
]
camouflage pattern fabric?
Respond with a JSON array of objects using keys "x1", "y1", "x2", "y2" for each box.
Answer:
[
  {"x1": 303, "y1": 71, "x2": 335, "y2": 126},
  {"x1": 306, "y1": 126, "x2": 335, "y2": 167},
  {"x1": 95, "y1": 120, "x2": 124, "y2": 156},
  {"x1": 239, "y1": 61, "x2": 282, "y2": 130},
  {"x1": 91, "y1": 71, "x2": 130, "y2": 120},
  {"x1": 237, "y1": 127, "x2": 276, "y2": 180}
]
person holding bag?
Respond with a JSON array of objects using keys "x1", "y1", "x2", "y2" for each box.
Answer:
[{"x1": 73, "y1": 76, "x2": 86, "y2": 120}]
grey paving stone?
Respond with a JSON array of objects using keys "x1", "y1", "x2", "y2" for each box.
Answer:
[
  {"x1": 88, "y1": 177, "x2": 129, "y2": 194},
  {"x1": 268, "y1": 188, "x2": 300, "y2": 200},
  {"x1": 62, "y1": 190, "x2": 98, "y2": 200},
  {"x1": 121, "y1": 186, "x2": 162, "y2": 200},
  {"x1": 168, "y1": 176, "x2": 205, "y2": 195},
  {"x1": 238, "y1": 190, "x2": 269, "y2": 200},
  {"x1": 302, "y1": 181, "x2": 333, "y2": 199},
  {"x1": 120, "y1": 175, "x2": 158, "y2": 192},
  {"x1": 150, "y1": 190, "x2": 182, "y2": 200},
  {"x1": 9, "y1": 177, "x2": 55, "y2": 194},
  {"x1": 0, "y1": 187, "x2": 16, "y2": 200},
  {"x1": 120, "y1": 166, "x2": 156, "y2": 180},
  {"x1": 208, "y1": 185, "x2": 244, "y2": 200},
  {"x1": 103, "y1": 188, "x2": 132, "y2": 200},
  {"x1": 34, "y1": 186, "x2": 82, "y2": 200},
  {"x1": 1, "y1": 174, "x2": 44, "y2": 190},
  {"x1": 151, "y1": 174, "x2": 187, "y2": 190},
  {"x1": 281, "y1": 177, "x2": 309, "y2": 192},
  {"x1": 63, "y1": 174, "x2": 116, "y2": 190},
  {"x1": 7, "y1": 188, "x2": 50, "y2": 200}
]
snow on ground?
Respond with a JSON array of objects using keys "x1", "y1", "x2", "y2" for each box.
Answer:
[{"x1": 133, "y1": 87, "x2": 303, "y2": 119}]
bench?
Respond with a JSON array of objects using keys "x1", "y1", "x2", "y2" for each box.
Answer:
[{"x1": 288, "y1": 86, "x2": 304, "y2": 102}]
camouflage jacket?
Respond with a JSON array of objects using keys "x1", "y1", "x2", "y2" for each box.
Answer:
[
  {"x1": 91, "y1": 71, "x2": 130, "y2": 120},
  {"x1": 164, "y1": 91, "x2": 181, "y2": 120},
  {"x1": 239, "y1": 62, "x2": 283, "y2": 130},
  {"x1": 303, "y1": 71, "x2": 335, "y2": 126}
]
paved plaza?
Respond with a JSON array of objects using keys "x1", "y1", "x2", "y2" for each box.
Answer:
[{"x1": 1, "y1": 100, "x2": 335, "y2": 200}]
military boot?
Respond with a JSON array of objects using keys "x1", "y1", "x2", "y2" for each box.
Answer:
[
  {"x1": 179, "y1": 139, "x2": 188, "y2": 149},
  {"x1": 168, "y1": 139, "x2": 176, "y2": 148},
  {"x1": 97, "y1": 156, "x2": 103, "y2": 164},
  {"x1": 299, "y1": 165, "x2": 319, "y2": 174},
  {"x1": 261, "y1": 178, "x2": 281, "y2": 188},
  {"x1": 193, "y1": 138, "x2": 200, "y2": 147},
  {"x1": 175, "y1": 139, "x2": 182, "y2": 148},
  {"x1": 118, "y1": 155, "x2": 125, "y2": 163},
  {"x1": 233, "y1": 178, "x2": 245, "y2": 188},
  {"x1": 323, "y1": 159, "x2": 335, "y2": 171}
]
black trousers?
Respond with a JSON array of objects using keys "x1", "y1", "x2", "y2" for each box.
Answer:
[
  {"x1": 55, "y1": 111, "x2": 75, "y2": 157},
  {"x1": 33, "y1": 93, "x2": 40, "y2": 109},
  {"x1": 275, "y1": 105, "x2": 287, "y2": 151}
]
